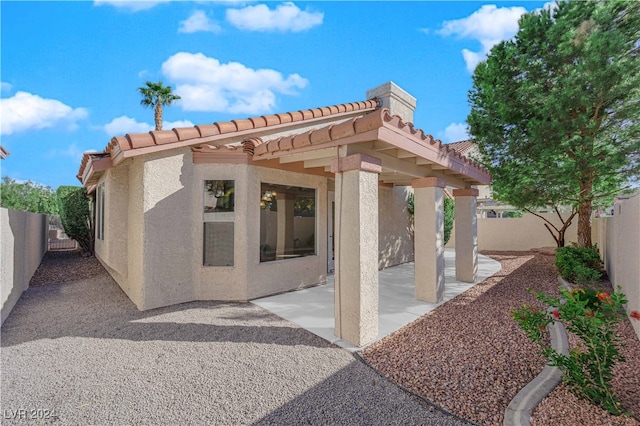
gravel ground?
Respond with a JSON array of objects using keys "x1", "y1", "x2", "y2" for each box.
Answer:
[
  {"x1": 28, "y1": 250, "x2": 104, "y2": 287},
  {"x1": 361, "y1": 251, "x2": 640, "y2": 426},
  {"x1": 1, "y1": 252, "x2": 467, "y2": 426}
]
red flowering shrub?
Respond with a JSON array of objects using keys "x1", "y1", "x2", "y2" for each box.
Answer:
[{"x1": 512, "y1": 286, "x2": 633, "y2": 415}]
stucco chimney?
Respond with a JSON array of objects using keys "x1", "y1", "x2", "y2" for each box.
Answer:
[{"x1": 366, "y1": 81, "x2": 417, "y2": 124}]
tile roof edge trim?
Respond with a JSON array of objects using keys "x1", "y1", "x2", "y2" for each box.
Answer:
[
  {"x1": 249, "y1": 108, "x2": 491, "y2": 185},
  {"x1": 118, "y1": 107, "x2": 378, "y2": 160},
  {"x1": 378, "y1": 125, "x2": 491, "y2": 184},
  {"x1": 78, "y1": 105, "x2": 378, "y2": 187},
  {"x1": 110, "y1": 99, "x2": 379, "y2": 154}
]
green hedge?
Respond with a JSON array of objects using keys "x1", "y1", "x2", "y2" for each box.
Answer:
[
  {"x1": 57, "y1": 186, "x2": 94, "y2": 255},
  {"x1": 555, "y1": 245, "x2": 603, "y2": 286}
]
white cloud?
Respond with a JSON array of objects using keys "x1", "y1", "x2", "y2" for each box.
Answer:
[
  {"x1": 0, "y1": 91, "x2": 88, "y2": 136},
  {"x1": 45, "y1": 143, "x2": 85, "y2": 161},
  {"x1": 162, "y1": 52, "x2": 308, "y2": 115},
  {"x1": 165, "y1": 119, "x2": 195, "y2": 129},
  {"x1": 226, "y1": 2, "x2": 323, "y2": 32},
  {"x1": 94, "y1": 0, "x2": 165, "y2": 12},
  {"x1": 179, "y1": 10, "x2": 222, "y2": 34},
  {"x1": 1, "y1": 82, "x2": 12, "y2": 93},
  {"x1": 104, "y1": 116, "x2": 152, "y2": 134},
  {"x1": 461, "y1": 49, "x2": 485, "y2": 73},
  {"x1": 103, "y1": 115, "x2": 194, "y2": 135},
  {"x1": 439, "y1": 122, "x2": 469, "y2": 143},
  {"x1": 437, "y1": 4, "x2": 527, "y2": 72}
]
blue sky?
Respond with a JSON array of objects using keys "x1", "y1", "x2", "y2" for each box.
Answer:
[{"x1": 1, "y1": 0, "x2": 549, "y2": 189}]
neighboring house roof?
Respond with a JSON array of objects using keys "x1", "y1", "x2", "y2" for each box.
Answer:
[
  {"x1": 78, "y1": 98, "x2": 492, "y2": 190},
  {"x1": 447, "y1": 140, "x2": 476, "y2": 156},
  {"x1": 0, "y1": 146, "x2": 9, "y2": 159}
]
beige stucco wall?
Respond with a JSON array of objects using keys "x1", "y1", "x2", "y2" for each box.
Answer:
[
  {"x1": 446, "y1": 212, "x2": 589, "y2": 251},
  {"x1": 1, "y1": 208, "x2": 47, "y2": 324},
  {"x1": 95, "y1": 159, "x2": 145, "y2": 308},
  {"x1": 95, "y1": 150, "x2": 417, "y2": 310},
  {"x1": 596, "y1": 196, "x2": 640, "y2": 339},
  {"x1": 378, "y1": 185, "x2": 414, "y2": 268},
  {"x1": 96, "y1": 150, "x2": 333, "y2": 309},
  {"x1": 140, "y1": 148, "x2": 198, "y2": 309},
  {"x1": 95, "y1": 163, "x2": 129, "y2": 276},
  {"x1": 334, "y1": 166, "x2": 379, "y2": 346},
  {"x1": 195, "y1": 162, "x2": 250, "y2": 301}
]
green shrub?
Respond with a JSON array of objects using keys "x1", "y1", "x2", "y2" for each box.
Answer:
[
  {"x1": 407, "y1": 194, "x2": 455, "y2": 245},
  {"x1": 57, "y1": 186, "x2": 94, "y2": 255},
  {"x1": 504, "y1": 210, "x2": 524, "y2": 218},
  {"x1": 0, "y1": 177, "x2": 59, "y2": 214},
  {"x1": 555, "y1": 246, "x2": 603, "y2": 285},
  {"x1": 512, "y1": 287, "x2": 631, "y2": 415},
  {"x1": 443, "y1": 198, "x2": 454, "y2": 246}
]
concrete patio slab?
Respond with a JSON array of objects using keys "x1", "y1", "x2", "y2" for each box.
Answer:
[{"x1": 252, "y1": 249, "x2": 502, "y2": 351}]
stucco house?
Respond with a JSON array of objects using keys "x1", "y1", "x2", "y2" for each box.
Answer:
[{"x1": 77, "y1": 82, "x2": 491, "y2": 346}]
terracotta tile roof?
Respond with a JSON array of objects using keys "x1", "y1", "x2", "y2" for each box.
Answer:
[
  {"x1": 77, "y1": 99, "x2": 380, "y2": 183},
  {"x1": 447, "y1": 140, "x2": 476, "y2": 156},
  {"x1": 248, "y1": 108, "x2": 490, "y2": 183}
]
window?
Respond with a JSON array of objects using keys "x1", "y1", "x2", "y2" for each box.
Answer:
[
  {"x1": 259, "y1": 183, "x2": 316, "y2": 262},
  {"x1": 96, "y1": 182, "x2": 105, "y2": 241},
  {"x1": 203, "y1": 180, "x2": 235, "y2": 266}
]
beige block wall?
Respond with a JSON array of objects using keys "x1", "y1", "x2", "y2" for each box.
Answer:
[
  {"x1": 378, "y1": 185, "x2": 414, "y2": 268},
  {"x1": 1, "y1": 208, "x2": 48, "y2": 324},
  {"x1": 446, "y1": 212, "x2": 585, "y2": 251},
  {"x1": 596, "y1": 196, "x2": 640, "y2": 339}
]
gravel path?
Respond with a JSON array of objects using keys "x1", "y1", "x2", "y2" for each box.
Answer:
[
  {"x1": 1, "y1": 252, "x2": 467, "y2": 425},
  {"x1": 361, "y1": 251, "x2": 640, "y2": 426}
]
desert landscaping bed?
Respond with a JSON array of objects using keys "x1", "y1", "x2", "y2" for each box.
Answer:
[
  {"x1": 17, "y1": 250, "x2": 640, "y2": 425},
  {"x1": 361, "y1": 251, "x2": 640, "y2": 426}
]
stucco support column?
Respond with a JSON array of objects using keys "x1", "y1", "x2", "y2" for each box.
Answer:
[
  {"x1": 276, "y1": 192, "x2": 296, "y2": 257},
  {"x1": 453, "y1": 188, "x2": 479, "y2": 282},
  {"x1": 331, "y1": 153, "x2": 381, "y2": 347},
  {"x1": 412, "y1": 177, "x2": 446, "y2": 303}
]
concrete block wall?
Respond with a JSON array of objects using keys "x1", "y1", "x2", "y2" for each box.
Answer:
[
  {"x1": 1, "y1": 208, "x2": 48, "y2": 324},
  {"x1": 446, "y1": 212, "x2": 584, "y2": 251}
]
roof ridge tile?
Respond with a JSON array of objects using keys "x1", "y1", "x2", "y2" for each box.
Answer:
[{"x1": 196, "y1": 124, "x2": 219, "y2": 138}]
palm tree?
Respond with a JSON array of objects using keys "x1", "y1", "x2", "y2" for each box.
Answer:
[{"x1": 138, "y1": 81, "x2": 181, "y2": 131}]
